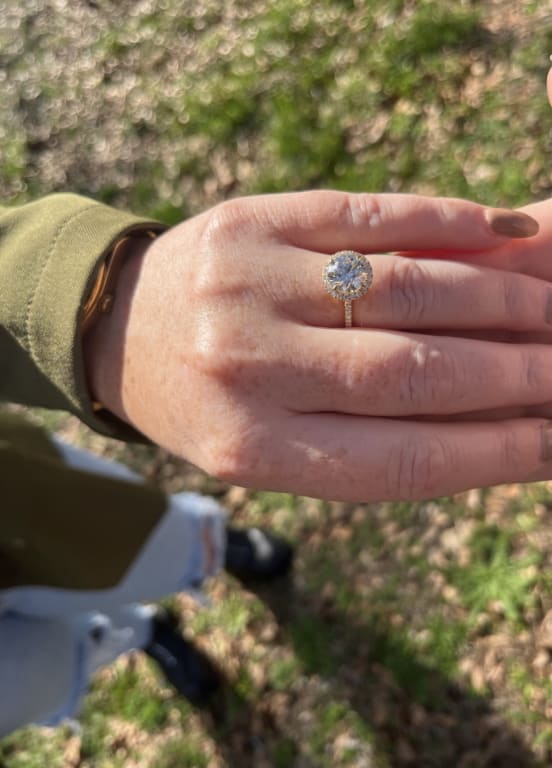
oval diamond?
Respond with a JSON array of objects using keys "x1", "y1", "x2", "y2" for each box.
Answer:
[{"x1": 323, "y1": 251, "x2": 373, "y2": 300}]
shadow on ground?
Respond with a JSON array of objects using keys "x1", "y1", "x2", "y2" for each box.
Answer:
[{"x1": 198, "y1": 569, "x2": 539, "y2": 768}]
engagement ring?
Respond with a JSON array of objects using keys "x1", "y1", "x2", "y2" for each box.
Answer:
[{"x1": 323, "y1": 251, "x2": 373, "y2": 327}]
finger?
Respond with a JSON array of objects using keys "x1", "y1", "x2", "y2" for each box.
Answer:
[
  {"x1": 233, "y1": 190, "x2": 538, "y2": 253},
  {"x1": 415, "y1": 402, "x2": 552, "y2": 422},
  {"x1": 241, "y1": 415, "x2": 552, "y2": 502},
  {"x1": 403, "y1": 197, "x2": 552, "y2": 279},
  {"x1": 284, "y1": 328, "x2": 552, "y2": 416},
  {"x1": 430, "y1": 330, "x2": 552, "y2": 344},
  {"x1": 278, "y1": 247, "x2": 552, "y2": 331}
]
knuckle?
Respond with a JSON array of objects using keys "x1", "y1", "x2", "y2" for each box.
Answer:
[
  {"x1": 521, "y1": 348, "x2": 547, "y2": 395},
  {"x1": 204, "y1": 427, "x2": 264, "y2": 484},
  {"x1": 332, "y1": 337, "x2": 364, "y2": 395},
  {"x1": 193, "y1": 201, "x2": 254, "y2": 303},
  {"x1": 189, "y1": 320, "x2": 235, "y2": 379},
  {"x1": 204, "y1": 437, "x2": 244, "y2": 482},
  {"x1": 189, "y1": 312, "x2": 268, "y2": 394},
  {"x1": 388, "y1": 259, "x2": 429, "y2": 326},
  {"x1": 200, "y1": 197, "x2": 253, "y2": 247},
  {"x1": 387, "y1": 435, "x2": 452, "y2": 500},
  {"x1": 341, "y1": 192, "x2": 383, "y2": 229},
  {"x1": 500, "y1": 274, "x2": 525, "y2": 322},
  {"x1": 399, "y1": 342, "x2": 459, "y2": 411},
  {"x1": 190, "y1": 317, "x2": 261, "y2": 387},
  {"x1": 435, "y1": 197, "x2": 462, "y2": 228},
  {"x1": 498, "y1": 427, "x2": 524, "y2": 470}
]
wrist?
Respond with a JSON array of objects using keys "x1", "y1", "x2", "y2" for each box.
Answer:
[{"x1": 83, "y1": 235, "x2": 154, "y2": 423}]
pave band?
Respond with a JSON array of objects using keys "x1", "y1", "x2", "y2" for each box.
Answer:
[
  {"x1": 344, "y1": 299, "x2": 353, "y2": 328},
  {"x1": 323, "y1": 251, "x2": 373, "y2": 327}
]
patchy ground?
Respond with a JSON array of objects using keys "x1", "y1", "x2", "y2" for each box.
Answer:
[
  {"x1": 2, "y1": 1, "x2": 552, "y2": 766},
  {"x1": 2, "y1": 410, "x2": 552, "y2": 767}
]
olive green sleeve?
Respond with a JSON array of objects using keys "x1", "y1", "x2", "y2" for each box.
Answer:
[
  {"x1": 0, "y1": 194, "x2": 165, "y2": 438},
  {"x1": 0, "y1": 435, "x2": 166, "y2": 591}
]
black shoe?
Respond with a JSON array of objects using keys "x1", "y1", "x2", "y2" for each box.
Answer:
[
  {"x1": 224, "y1": 526, "x2": 294, "y2": 582},
  {"x1": 144, "y1": 610, "x2": 220, "y2": 706}
]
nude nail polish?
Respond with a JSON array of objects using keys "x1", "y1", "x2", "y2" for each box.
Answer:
[
  {"x1": 541, "y1": 421, "x2": 552, "y2": 461},
  {"x1": 485, "y1": 208, "x2": 539, "y2": 238}
]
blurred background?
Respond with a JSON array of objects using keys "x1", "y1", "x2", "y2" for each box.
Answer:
[{"x1": 2, "y1": 1, "x2": 552, "y2": 766}]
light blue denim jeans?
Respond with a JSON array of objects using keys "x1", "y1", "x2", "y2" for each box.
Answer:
[{"x1": 0, "y1": 439, "x2": 226, "y2": 737}]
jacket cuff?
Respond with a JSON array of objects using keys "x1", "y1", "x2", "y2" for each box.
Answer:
[{"x1": 0, "y1": 194, "x2": 166, "y2": 439}]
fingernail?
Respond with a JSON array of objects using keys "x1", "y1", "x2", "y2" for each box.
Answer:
[
  {"x1": 485, "y1": 208, "x2": 539, "y2": 238},
  {"x1": 541, "y1": 421, "x2": 552, "y2": 461}
]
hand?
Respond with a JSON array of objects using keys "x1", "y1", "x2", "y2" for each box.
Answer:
[{"x1": 84, "y1": 191, "x2": 552, "y2": 502}]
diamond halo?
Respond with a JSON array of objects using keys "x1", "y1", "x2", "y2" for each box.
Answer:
[{"x1": 323, "y1": 251, "x2": 373, "y2": 300}]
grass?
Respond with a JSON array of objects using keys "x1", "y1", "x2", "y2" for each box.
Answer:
[
  {"x1": 155, "y1": 739, "x2": 211, "y2": 768},
  {"x1": 3, "y1": 0, "x2": 552, "y2": 766},
  {"x1": 82, "y1": 662, "x2": 173, "y2": 732},
  {"x1": 0, "y1": 728, "x2": 67, "y2": 768},
  {"x1": 446, "y1": 524, "x2": 541, "y2": 624}
]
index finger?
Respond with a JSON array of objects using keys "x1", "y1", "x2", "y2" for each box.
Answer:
[
  {"x1": 244, "y1": 190, "x2": 538, "y2": 252},
  {"x1": 409, "y1": 196, "x2": 551, "y2": 280}
]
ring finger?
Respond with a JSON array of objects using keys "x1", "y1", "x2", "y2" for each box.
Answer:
[{"x1": 277, "y1": 247, "x2": 552, "y2": 331}]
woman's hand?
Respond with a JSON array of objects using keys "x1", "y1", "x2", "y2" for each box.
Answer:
[{"x1": 85, "y1": 190, "x2": 552, "y2": 502}]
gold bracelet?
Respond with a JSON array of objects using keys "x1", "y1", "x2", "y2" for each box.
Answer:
[
  {"x1": 82, "y1": 229, "x2": 157, "y2": 413},
  {"x1": 82, "y1": 229, "x2": 157, "y2": 336}
]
